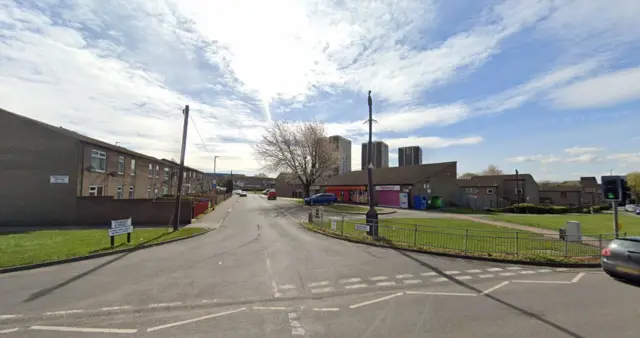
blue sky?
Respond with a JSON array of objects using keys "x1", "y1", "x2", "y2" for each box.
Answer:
[{"x1": 1, "y1": 0, "x2": 639, "y2": 180}]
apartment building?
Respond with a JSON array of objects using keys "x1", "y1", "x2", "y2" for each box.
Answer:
[
  {"x1": 328, "y1": 135, "x2": 352, "y2": 175},
  {"x1": 361, "y1": 141, "x2": 389, "y2": 170},
  {"x1": 398, "y1": 146, "x2": 422, "y2": 166}
]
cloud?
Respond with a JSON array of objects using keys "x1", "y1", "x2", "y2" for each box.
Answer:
[
  {"x1": 563, "y1": 146, "x2": 603, "y2": 155},
  {"x1": 385, "y1": 136, "x2": 483, "y2": 149},
  {"x1": 549, "y1": 66, "x2": 640, "y2": 109},
  {"x1": 565, "y1": 153, "x2": 603, "y2": 163},
  {"x1": 506, "y1": 155, "x2": 560, "y2": 163}
]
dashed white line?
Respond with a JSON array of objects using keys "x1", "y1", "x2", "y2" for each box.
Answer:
[
  {"x1": 0, "y1": 315, "x2": 22, "y2": 320},
  {"x1": 349, "y1": 292, "x2": 404, "y2": 309},
  {"x1": 31, "y1": 326, "x2": 137, "y2": 334},
  {"x1": 287, "y1": 312, "x2": 306, "y2": 336},
  {"x1": 571, "y1": 272, "x2": 586, "y2": 283},
  {"x1": 486, "y1": 268, "x2": 503, "y2": 272},
  {"x1": 369, "y1": 276, "x2": 388, "y2": 281},
  {"x1": 405, "y1": 291, "x2": 477, "y2": 297},
  {"x1": 402, "y1": 279, "x2": 422, "y2": 284},
  {"x1": 253, "y1": 306, "x2": 290, "y2": 310},
  {"x1": 146, "y1": 307, "x2": 246, "y2": 332},
  {"x1": 455, "y1": 276, "x2": 472, "y2": 280},
  {"x1": 431, "y1": 277, "x2": 448, "y2": 282},
  {"x1": 279, "y1": 284, "x2": 296, "y2": 290},
  {"x1": 506, "y1": 266, "x2": 522, "y2": 270},
  {"x1": 395, "y1": 274, "x2": 414, "y2": 279},
  {"x1": 312, "y1": 308, "x2": 340, "y2": 312},
  {"x1": 308, "y1": 281, "x2": 330, "y2": 287},
  {"x1": 499, "y1": 272, "x2": 516, "y2": 276},
  {"x1": 512, "y1": 280, "x2": 571, "y2": 284},
  {"x1": 339, "y1": 278, "x2": 362, "y2": 284},
  {"x1": 100, "y1": 306, "x2": 131, "y2": 311},
  {"x1": 478, "y1": 274, "x2": 494, "y2": 278},
  {"x1": 44, "y1": 310, "x2": 84, "y2": 316},
  {"x1": 444, "y1": 270, "x2": 460, "y2": 275},
  {"x1": 0, "y1": 328, "x2": 19, "y2": 334},
  {"x1": 482, "y1": 281, "x2": 510, "y2": 295},
  {"x1": 310, "y1": 287, "x2": 334, "y2": 293},
  {"x1": 420, "y1": 272, "x2": 437, "y2": 276},
  {"x1": 148, "y1": 302, "x2": 182, "y2": 308},
  {"x1": 465, "y1": 269, "x2": 482, "y2": 273},
  {"x1": 265, "y1": 255, "x2": 280, "y2": 298},
  {"x1": 537, "y1": 269, "x2": 552, "y2": 273},
  {"x1": 555, "y1": 268, "x2": 570, "y2": 271},
  {"x1": 519, "y1": 270, "x2": 536, "y2": 274},
  {"x1": 376, "y1": 281, "x2": 397, "y2": 286},
  {"x1": 345, "y1": 283, "x2": 368, "y2": 289}
]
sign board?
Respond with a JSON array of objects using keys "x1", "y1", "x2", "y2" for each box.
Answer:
[
  {"x1": 331, "y1": 219, "x2": 337, "y2": 230},
  {"x1": 109, "y1": 218, "x2": 133, "y2": 237},
  {"x1": 399, "y1": 193, "x2": 409, "y2": 209},
  {"x1": 355, "y1": 224, "x2": 370, "y2": 231},
  {"x1": 375, "y1": 185, "x2": 400, "y2": 191},
  {"x1": 50, "y1": 175, "x2": 69, "y2": 184}
]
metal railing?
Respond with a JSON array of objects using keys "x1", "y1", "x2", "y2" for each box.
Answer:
[{"x1": 309, "y1": 214, "x2": 630, "y2": 258}]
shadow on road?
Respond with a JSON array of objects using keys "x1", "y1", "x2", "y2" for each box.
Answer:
[
  {"x1": 23, "y1": 231, "x2": 172, "y2": 303},
  {"x1": 385, "y1": 239, "x2": 585, "y2": 338}
]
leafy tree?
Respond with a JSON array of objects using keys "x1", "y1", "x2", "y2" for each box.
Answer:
[
  {"x1": 627, "y1": 171, "x2": 640, "y2": 200},
  {"x1": 481, "y1": 164, "x2": 504, "y2": 176},
  {"x1": 458, "y1": 172, "x2": 476, "y2": 179},
  {"x1": 253, "y1": 121, "x2": 339, "y2": 198}
]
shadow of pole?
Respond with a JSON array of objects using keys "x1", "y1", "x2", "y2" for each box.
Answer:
[
  {"x1": 380, "y1": 238, "x2": 585, "y2": 338},
  {"x1": 23, "y1": 231, "x2": 173, "y2": 303}
]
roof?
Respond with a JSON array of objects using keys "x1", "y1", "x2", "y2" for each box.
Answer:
[
  {"x1": 457, "y1": 173, "x2": 536, "y2": 187},
  {"x1": 322, "y1": 161, "x2": 456, "y2": 186},
  {"x1": 539, "y1": 184, "x2": 582, "y2": 192},
  {"x1": 579, "y1": 176, "x2": 599, "y2": 187},
  {"x1": 160, "y1": 159, "x2": 202, "y2": 173}
]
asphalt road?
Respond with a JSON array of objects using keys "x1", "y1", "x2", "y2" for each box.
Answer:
[{"x1": 1, "y1": 195, "x2": 637, "y2": 337}]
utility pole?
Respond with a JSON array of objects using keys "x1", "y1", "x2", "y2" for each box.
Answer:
[
  {"x1": 214, "y1": 156, "x2": 219, "y2": 175},
  {"x1": 365, "y1": 91, "x2": 379, "y2": 237},
  {"x1": 515, "y1": 169, "x2": 520, "y2": 204},
  {"x1": 172, "y1": 105, "x2": 189, "y2": 231}
]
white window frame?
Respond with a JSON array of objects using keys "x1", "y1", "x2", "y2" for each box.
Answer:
[
  {"x1": 129, "y1": 185, "x2": 135, "y2": 199},
  {"x1": 163, "y1": 186, "x2": 168, "y2": 195},
  {"x1": 130, "y1": 159, "x2": 136, "y2": 176},
  {"x1": 164, "y1": 168, "x2": 170, "y2": 180},
  {"x1": 465, "y1": 188, "x2": 478, "y2": 194},
  {"x1": 118, "y1": 156, "x2": 125, "y2": 174},
  {"x1": 148, "y1": 163, "x2": 153, "y2": 178},
  {"x1": 91, "y1": 150, "x2": 107, "y2": 172},
  {"x1": 116, "y1": 186, "x2": 123, "y2": 199},
  {"x1": 487, "y1": 188, "x2": 494, "y2": 194},
  {"x1": 147, "y1": 185, "x2": 151, "y2": 198},
  {"x1": 88, "y1": 185, "x2": 104, "y2": 196}
]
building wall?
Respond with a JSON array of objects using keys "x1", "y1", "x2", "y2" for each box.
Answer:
[
  {"x1": 361, "y1": 141, "x2": 389, "y2": 170},
  {"x1": 75, "y1": 197, "x2": 192, "y2": 225},
  {"x1": 0, "y1": 110, "x2": 80, "y2": 226},
  {"x1": 329, "y1": 136, "x2": 352, "y2": 175},
  {"x1": 540, "y1": 190, "x2": 582, "y2": 207},
  {"x1": 409, "y1": 163, "x2": 458, "y2": 206},
  {"x1": 398, "y1": 146, "x2": 422, "y2": 166}
]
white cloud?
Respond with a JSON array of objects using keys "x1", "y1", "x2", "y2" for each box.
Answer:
[
  {"x1": 506, "y1": 155, "x2": 560, "y2": 163},
  {"x1": 385, "y1": 136, "x2": 483, "y2": 149},
  {"x1": 563, "y1": 146, "x2": 603, "y2": 155},
  {"x1": 549, "y1": 66, "x2": 640, "y2": 110},
  {"x1": 565, "y1": 154, "x2": 603, "y2": 163},
  {"x1": 607, "y1": 153, "x2": 640, "y2": 163}
]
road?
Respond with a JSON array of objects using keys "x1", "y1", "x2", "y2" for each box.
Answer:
[{"x1": 0, "y1": 195, "x2": 637, "y2": 337}]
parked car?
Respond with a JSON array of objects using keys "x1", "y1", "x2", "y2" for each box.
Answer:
[
  {"x1": 263, "y1": 189, "x2": 270, "y2": 195},
  {"x1": 239, "y1": 190, "x2": 247, "y2": 197},
  {"x1": 624, "y1": 204, "x2": 638, "y2": 212},
  {"x1": 601, "y1": 237, "x2": 640, "y2": 282},
  {"x1": 304, "y1": 193, "x2": 337, "y2": 206},
  {"x1": 267, "y1": 190, "x2": 277, "y2": 200}
]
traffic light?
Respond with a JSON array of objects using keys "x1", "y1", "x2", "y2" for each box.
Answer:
[{"x1": 601, "y1": 176, "x2": 622, "y2": 201}]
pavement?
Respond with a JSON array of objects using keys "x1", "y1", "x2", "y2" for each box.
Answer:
[{"x1": 0, "y1": 195, "x2": 637, "y2": 337}]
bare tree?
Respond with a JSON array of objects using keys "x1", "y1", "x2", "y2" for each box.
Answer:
[
  {"x1": 458, "y1": 172, "x2": 476, "y2": 179},
  {"x1": 481, "y1": 164, "x2": 504, "y2": 176},
  {"x1": 253, "y1": 121, "x2": 339, "y2": 197},
  {"x1": 255, "y1": 173, "x2": 268, "y2": 177}
]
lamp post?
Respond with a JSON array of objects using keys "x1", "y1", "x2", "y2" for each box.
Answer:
[{"x1": 366, "y1": 91, "x2": 379, "y2": 237}]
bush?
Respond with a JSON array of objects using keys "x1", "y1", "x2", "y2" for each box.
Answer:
[{"x1": 489, "y1": 203, "x2": 609, "y2": 215}]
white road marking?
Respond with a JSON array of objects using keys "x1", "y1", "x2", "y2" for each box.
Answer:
[
  {"x1": 376, "y1": 281, "x2": 397, "y2": 286},
  {"x1": 339, "y1": 278, "x2": 362, "y2": 284},
  {"x1": 148, "y1": 302, "x2": 182, "y2": 308},
  {"x1": 30, "y1": 326, "x2": 137, "y2": 334},
  {"x1": 349, "y1": 292, "x2": 404, "y2": 309},
  {"x1": 369, "y1": 276, "x2": 388, "y2": 281},
  {"x1": 486, "y1": 268, "x2": 503, "y2": 272},
  {"x1": 100, "y1": 306, "x2": 131, "y2": 311},
  {"x1": 395, "y1": 274, "x2": 414, "y2": 279},
  {"x1": 519, "y1": 270, "x2": 536, "y2": 274},
  {"x1": 512, "y1": 280, "x2": 571, "y2": 284},
  {"x1": 499, "y1": 272, "x2": 516, "y2": 276},
  {"x1": 537, "y1": 269, "x2": 552, "y2": 273},
  {"x1": 288, "y1": 311, "x2": 306, "y2": 336},
  {"x1": 312, "y1": 308, "x2": 340, "y2": 312},
  {"x1": 265, "y1": 255, "x2": 279, "y2": 298},
  {"x1": 455, "y1": 276, "x2": 472, "y2": 280},
  {"x1": 405, "y1": 291, "x2": 477, "y2": 297},
  {"x1": 571, "y1": 272, "x2": 586, "y2": 283},
  {"x1": 431, "y1": 277, "x2": 448, "y2": 282},
  {"x1": 310, "y1": 287, "x2": 334, "y2": 293},
  {"x1": 555, "y1": 268, "x2": 570, "y2": 271},
  {"x1": 345, "y1": 283, "x2": 368, "y2": 289},
  {"x1": 444, "y1": 270, "x2": 460, "y2": 275},
  {"x1": 402, "y1": 279, "x2": 422, "y2": 284},
  {"x1": 465, "y1": 269, "x2": 482, "y2": 273},
  {"x1": 44, "y1": 310, "x2": 84, "y2": 316},
  {"x1": 482, "y1": 281, "x2": 510, "y2": 295},
  {"x1": 0, "y1": 315, "x2": 22, "y2": 319},
  {"x1": 0, "y1": 328, "x2": 19, "y2": 334},
  {"x1": 253, "y1": 306, "x2": 290, "y2": 310},
  {"x1": 146, "y1": 307, "x2": 246, "y2": 332},
  {"x1": 420, "y1": 272, "x2": 437, "y2": 276},
  {"x1": 506, "y1": 266, "x2": 522, "y2": 270},
  {"x1": 308, "y1": 281, "x2": 330, "y2": 287},
  {"x1": 478, "y1": 274, "x2": 494, "y2": 278},
  {"x1": 279, "y1": 284, "x2": 296, "y2": 290}
]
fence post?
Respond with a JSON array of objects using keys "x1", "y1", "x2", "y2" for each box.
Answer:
[
  {"x1": 341, "y1": 214, "x2": 345, "y2": 235},
  {"x1": 598, "y1": 234, "x2": 603, "y2": 253},
  {"x1": 413, "y1": 224, "x2": 418, "y2": 246},
  {"x1": 515, "y1": 232, "x2": 519, "y2": 255},
  {"x1": 564, "y1": 236, "x2": 569, "y2": 257},
  {"x1": 464, "y1": 229, "x2": 468, "y2": 254}
]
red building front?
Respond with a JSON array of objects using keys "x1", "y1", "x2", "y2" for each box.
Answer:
[{"x1": 324, "y1": 186, "x2": 368, "y2": 204}]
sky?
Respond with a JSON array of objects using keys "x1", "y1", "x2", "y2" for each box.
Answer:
[{"x1": 1, "y1": 0, "x2": 639, "y2": 180}]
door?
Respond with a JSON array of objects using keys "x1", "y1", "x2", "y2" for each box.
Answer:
[{"x1": 377, "y1": 190, "x2": 401, "y2": 207}]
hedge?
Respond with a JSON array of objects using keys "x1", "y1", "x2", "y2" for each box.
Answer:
[{"x1": 487, "y1": 203, "x2": 612, "y2": 214}]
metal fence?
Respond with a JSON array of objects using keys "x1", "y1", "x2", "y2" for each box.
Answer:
[{"x1": 309, "y1": 213, "x2": 627, "y2": 258}]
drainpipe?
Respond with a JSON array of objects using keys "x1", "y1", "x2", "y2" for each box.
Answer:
[{"x1": 79, "y1": 143, "x2": 85, "y2": 196}]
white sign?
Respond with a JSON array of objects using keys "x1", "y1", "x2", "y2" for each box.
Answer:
[
  {"x1": 50, "y1": 175, "x2": 69, "y2": 184},
  {"x1": 375, "y1": 185, "x2": 400, "y2": 191},
  {"x1": 355, "y1": 224, "x2": 370, "y2": 231},
  {"x1": 109, "y1": 218, "x2": 133, "y2": 236},
  {"x1": 399, "y1": 193, "x2": 409, "y2": 209},
  {"x1": 331, "y1": 219, "x2": 337, "y2": 230}
]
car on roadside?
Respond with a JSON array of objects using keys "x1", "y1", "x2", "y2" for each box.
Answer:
[
  {"x1": 267, "y1": 190, "x2": 277, "y2": 200},
  {"x1": 304, "y1": 193, "x2": 337, "y2": 206},
  {"x1": 601, "y1": 237, "x2": 640, "y2": 282},
  {"x1": 624, "y1": 204, "x2": 638, "y2": 213},
  {"x1": 239, "y1": 191, "x2": 247, "y2": 197},
  {"x1": 263, "y1": 189, "x2": 270, "y2": 195}
]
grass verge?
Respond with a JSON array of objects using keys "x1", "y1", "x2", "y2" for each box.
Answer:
[
  {"x1": 323, "y1": 204, "x2": 387, "y2": 213},
  {"x1": 0, "y1": 227, "x2": 207, "y2": 269},
  {"x1": 487, "y1": 213, "x2": 640, "y2": 235},
  {"x1": 310, "y1": 217, "x2": 601, "y2": 264}
]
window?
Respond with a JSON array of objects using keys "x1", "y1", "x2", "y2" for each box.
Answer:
[
  {"x1": 465, "y1": 188, "x2": 478, "y2": 194},
  {"x1": 116, "y1": 186, "x2": 123, "y2": 199},
  {"x1": 130, "y1": 159, "x2": 136, "y2": 176},
  {"x1": 118, "y1": 156, "x2": 125, "y2": 174},
  {"x1": 561, "y1": 192, "x2": 568, "y2": 199},
  {"x1": 156, "y1": 165, "x2": 159, "y2": 178},
  {"x1": 163, "y1": 186, "x2": 168, "y2": 195},
  {"x1": 183, "y1": 172, "x2": 187, "y2": 180},
  {"x1": 88, "y1": 185, "x2": 104, "y2": 196},
  {"x1": 164, "y1": 168, "x2": 170, "y2": 180},
  {"x1": 91, "y1": 150, "x2": 107, "y2": 172},
  {"x1": 129, "y1": 186, "x2": 135, "y2": 199},
  {"x1": 149, "y1": 163, "x2": 153, "y2": 178},
  {"x1": 487, "y1": 188, "x2": 494, "y2": 194},
  {"x1": 154, "y1": 185, "x2": 159, "y2": 197},
  {"x1": 147, "y1": 185, "x2": 151, "y2": 198},
  {"x1": 515, "y1": 188, "x2": 523, "y2": 194}
]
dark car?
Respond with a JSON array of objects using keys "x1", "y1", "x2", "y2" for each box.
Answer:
[
  {"x1": 304, "y1": 193, "x2": 337, "y2": 206},
  {"x1": 267, "y1": 190, "x2": 277, "y2": 200},
  {"x1": 601, "y1": 237, "x2": 640, "y2": 281}
]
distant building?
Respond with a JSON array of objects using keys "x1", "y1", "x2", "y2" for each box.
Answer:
[
  {"x1": 328, "y1": 135, "x2": 352, "y2": 175},
  {"x1": 361, "y1": 141, "x2": 389, "y2": 170},
  {"x1": 398, "y1": 146, "x2": 422, "y2": 166}
]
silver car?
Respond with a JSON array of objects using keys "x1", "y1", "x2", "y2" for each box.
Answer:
[{"x1": 601, "y1": 237, "x2": 640, "y2": 281}]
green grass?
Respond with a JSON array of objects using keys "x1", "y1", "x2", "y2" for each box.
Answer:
[
  {"x1": 487, "y1": 213, "x2": 640, "y2": 235},
  {"x1": 439, "y1": 207, "x2": 492, "y2": 215},
  {"x1": 324, "y1": 204, "x2": 386, "y2": 213},
  {"x1": 0, "y1": 227, "x2": 207, "y2": 269},
  {"x1": 313, "y1": 217, "x2": 601, "y2": 258}
]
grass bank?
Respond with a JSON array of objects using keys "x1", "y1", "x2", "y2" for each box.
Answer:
[
  {"x1": 487, "y1": 213, "x2": 640, "y2": 235},
  {"x1": 0, "y1": 227, "x2": 207, "y2": 269}
]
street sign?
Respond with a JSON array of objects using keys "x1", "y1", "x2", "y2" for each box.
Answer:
[
  {"x1": 331, "y1": 219, "x2": 337, "y2": 230},
  {"x1": 109, "y1": 218, "x2": 133, "y2": 246},
  {"x1": 355, "y1": 224, "x2": 370, "y2": 231},
  {"x1": 49, "y1": 175, "x2": 69, "y2": 184}
]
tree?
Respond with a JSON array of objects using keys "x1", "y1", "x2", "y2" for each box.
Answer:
[
  {"x1": 255, "y1": 173, "x2": 268, "y2": 177},
  {"x1": 253, "y1": 121, "x2": 339, "y2": 198},
  {"x1": 627, "y1": 171, "x2": 640, "y2": 200},
  {"x1": 481, "y1": 164, "x2": 504, "y2": 176},
  {"x1": 458, "y1": 172, "x2": 476, "y2": 179}
]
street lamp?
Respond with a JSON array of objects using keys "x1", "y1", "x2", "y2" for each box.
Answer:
[{"x1": 366, "y1": 91, "x2": 379, "y2": 237}]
